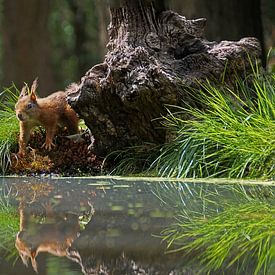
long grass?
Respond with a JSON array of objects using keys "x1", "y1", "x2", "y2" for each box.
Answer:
[
  {"x1": 0, "y1": 84, "x2": 20, "y2": 174},
  {"x1": 153, "y1": 182, "x2": 275, "y2": 274},
  {"x1": 106, "y1": 143, "x2": 158, "y2": 175},
  {"x1": 150, "y1": 71, "x2": 275, "y2": 179}
]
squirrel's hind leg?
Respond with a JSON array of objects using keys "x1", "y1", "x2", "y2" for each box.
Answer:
[{"x1": 63, "y1": 108, "x2": 79, "y2": 134}]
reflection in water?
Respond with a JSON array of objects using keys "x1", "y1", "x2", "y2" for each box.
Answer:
[
  {"x1": 5, "y1": 178, "x2": 179, "y2": 274},
  {"x1": 0, "y1": 184, "x2": 20, "y2": 263},
  {"x1": 0, "y1": 177, "x2": 273, "y2": 274},
  {"x1": 16, "y1": 200, "x2": 92, "y2": 273},
  {"x1": 152, "y1": 182, "x2": 275, "y2": 274},
  {"x1": 66, "y1": 206, "x2": 177, "y2": 274}
]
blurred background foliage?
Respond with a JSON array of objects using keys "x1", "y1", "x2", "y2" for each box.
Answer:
[{"x1": 0, "y1": 0, "x2": 274, "y2": 96}]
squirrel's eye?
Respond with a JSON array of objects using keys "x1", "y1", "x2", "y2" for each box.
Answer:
[{"x1": 26, "y1": 103, "x2": 34, "y2": 109}]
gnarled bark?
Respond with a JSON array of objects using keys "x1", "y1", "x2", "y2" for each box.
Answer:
[{"x1": 67, "y1": 1, "x2": 261, "y2": 155}]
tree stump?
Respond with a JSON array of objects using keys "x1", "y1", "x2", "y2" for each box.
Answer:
[{"x1": 67, "y1": 1, "x2": 261, "y2": 155}]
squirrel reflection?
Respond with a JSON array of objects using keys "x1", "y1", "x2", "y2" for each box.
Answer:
[
  {"x1": 15, "y1": 201, "x2": 173, "y2": 274},
  {"x1": 15, "y1": 200, "x2": 93, "y2": 273},
  {"x1": 14, "y1": 184, "x2": 176, "y2": 274}
]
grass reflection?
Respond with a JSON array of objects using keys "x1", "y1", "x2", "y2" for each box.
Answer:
[
  {"x1": 0, "y1": 185, "x2": 19, "y2": 261},
  {"x1": 153, "y1": 182, "x2": 275, "y2": 274},
  {"x1": 46, "y1": 254, "x2": 81, "y2": 275}
]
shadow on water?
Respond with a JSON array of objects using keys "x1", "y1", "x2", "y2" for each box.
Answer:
[{"x1": 0, "y1": 177, "x2": 274, "y2": 274}]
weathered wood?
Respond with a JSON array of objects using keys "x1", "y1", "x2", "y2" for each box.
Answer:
[{"x1": 67, "y1": 1, "x2": 261, "y2": 155}]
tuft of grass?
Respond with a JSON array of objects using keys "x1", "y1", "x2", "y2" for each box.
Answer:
[
  {"x1": 154, "y1": 182, "x2": 275, "y2": 274},
  {"x1": 105, "y1": 143, "x2": 158, "y2": 176},
  {"x1": 150, "y1": 71, "x2": 275, "y2": 179},
  {"x1": 0, "y1": 84, "x2": 20, "y2": 174}
]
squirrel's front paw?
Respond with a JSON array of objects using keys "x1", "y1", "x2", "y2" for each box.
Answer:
[{"x1": 41, "y1": 141, "x2": 55, "y2": 151}]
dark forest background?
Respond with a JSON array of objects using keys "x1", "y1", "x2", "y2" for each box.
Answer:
[{"x1": 0, "y1": 0, "x2": 274, "y2": 96}]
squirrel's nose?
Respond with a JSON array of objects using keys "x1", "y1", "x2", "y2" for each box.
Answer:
[{"x1": 17, "y1": 113, "x2": 24, "y2": 121}]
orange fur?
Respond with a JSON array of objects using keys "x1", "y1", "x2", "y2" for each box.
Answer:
[{"x1": 15, "y1": 79, "x2": 79, "y2": 156}]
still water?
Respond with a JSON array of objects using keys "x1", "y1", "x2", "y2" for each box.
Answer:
[{"x1": 0, "y1": 177, "x2": 274, "y2": 275}]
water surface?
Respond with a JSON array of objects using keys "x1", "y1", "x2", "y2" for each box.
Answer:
[{"x1": 0, "y1": 177, "x2": 274, "y2": 274}]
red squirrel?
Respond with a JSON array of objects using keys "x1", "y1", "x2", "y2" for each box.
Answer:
[{"x1": 15, "y1": 79, "x2": 79, "y2": 156}]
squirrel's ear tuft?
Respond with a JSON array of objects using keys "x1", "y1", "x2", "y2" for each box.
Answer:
[
  {"x1": 30, "y1": 249, "x2": 38, "y2": 273},
  {"x1": 20, "y1": 85, "x2": 28, "y2": 97},
  {"x1": 30, "y1": 78, "x2": 38, "y2": 102},
  {"x1": 31, "y1": 77, "x2": 38, "y2": 95},
  {"x1": 30, "y1": 92, "x2": 37, "y2": 102}
]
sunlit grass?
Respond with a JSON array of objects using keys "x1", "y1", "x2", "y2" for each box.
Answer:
[
  {"x1": 150, "y1": 71, "x2": 275, "y2": 179},
  {"x1": 0, "y1": 84, "x2": 20, "y2": 174}
]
